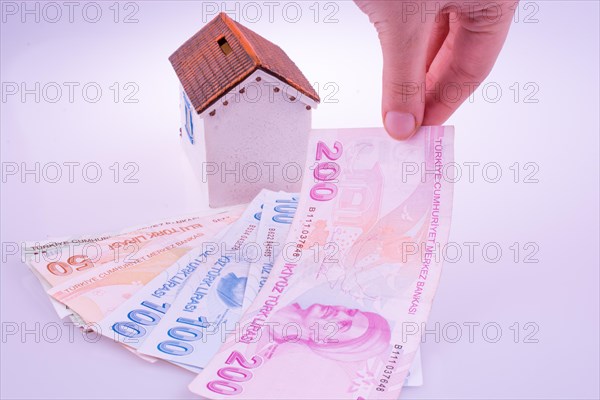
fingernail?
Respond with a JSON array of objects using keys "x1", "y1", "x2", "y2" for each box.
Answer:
[{"x1": 384, "y1": 111, "x2": 416, "y2": 140}]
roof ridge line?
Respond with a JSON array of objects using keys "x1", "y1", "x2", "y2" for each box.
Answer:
[{"x1": 219, "y1": 12, "x2": 261, "y2": 67}]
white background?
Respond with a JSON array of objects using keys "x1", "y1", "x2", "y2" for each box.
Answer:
[{"x1": 1, "y1": 1, "x2": 599, "y2": 399}]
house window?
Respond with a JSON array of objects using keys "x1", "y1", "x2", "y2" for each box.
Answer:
[
  {"x1": 217, "y1": 37, "x2": 232, "y2": 55},
  {"x1": 184, "y1": 94, "x2": 194, "y2": 144}
]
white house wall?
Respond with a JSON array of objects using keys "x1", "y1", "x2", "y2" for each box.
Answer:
[{"x1": 202, "y1": 70, "x2": 313, "y2": 207}]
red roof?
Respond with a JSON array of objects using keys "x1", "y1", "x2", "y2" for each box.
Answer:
[{"x1": 169, "y1": 13, "x2": 320, "y2": 114}]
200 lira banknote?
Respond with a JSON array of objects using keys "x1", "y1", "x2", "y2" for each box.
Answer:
[{"x1": 188, "y1": 126, "x2": 454, "y2": 399}]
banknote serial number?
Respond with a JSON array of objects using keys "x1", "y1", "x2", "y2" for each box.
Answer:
[
  {"x1": 376, "y1": 344, "x2": 403, "y2": 392},
  {"x1": 310, "y1": 140, "x2": 343, "y2": 202}
]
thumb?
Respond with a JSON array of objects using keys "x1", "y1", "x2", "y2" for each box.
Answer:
[{"x1": 357, "y1": 2, "x2": 433, "y2": 139}]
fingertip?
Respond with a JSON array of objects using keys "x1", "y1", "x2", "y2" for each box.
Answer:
[{"x1": 384, "y1": 111, "x2": 418, "y2": 140}]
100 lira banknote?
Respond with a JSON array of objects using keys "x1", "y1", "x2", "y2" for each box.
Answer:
[
  {"x1": 188, "y1": 126, "x2": 454, "y2": 399},
  {"x1": 24, "y1": 212, "x2": 239, "y2": 321},
  {"x1": 242, "y1": 192, "x2": 298, "y2": 311},
  {"x1": 48, "y1": 208, "x2": 244, "y2": 323},
  {"x1": 137, "y1": 191, "x2": 270, "y2": 368},
  {"x1": 96, "y1": 224, "x2": 233, "y2": 351}
]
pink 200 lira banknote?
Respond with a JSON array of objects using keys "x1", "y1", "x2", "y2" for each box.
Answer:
[{"x1": 189, "y1": 126, "x2": 454, "y2": 399}]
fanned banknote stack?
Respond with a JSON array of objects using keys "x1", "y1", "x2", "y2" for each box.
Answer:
[{"x1": 23, "y1": 127, "x2": 454, "y2": 399}]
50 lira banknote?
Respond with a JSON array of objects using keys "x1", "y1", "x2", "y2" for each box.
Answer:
[
  {"x1": 47, "y1": 208, "x2": 244, "y2": 323},
  {"x1": 23, "y1": 211, "x2": 240, "y2": 321}
]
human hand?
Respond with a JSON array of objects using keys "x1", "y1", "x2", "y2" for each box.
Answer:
[{"x1": 355, "y1": 0, "x2": 517, "y2": 139}]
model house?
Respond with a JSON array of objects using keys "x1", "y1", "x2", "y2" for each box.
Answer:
[{"x1": 169, "y1": 13, "x2": 320, "y2": 207}]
